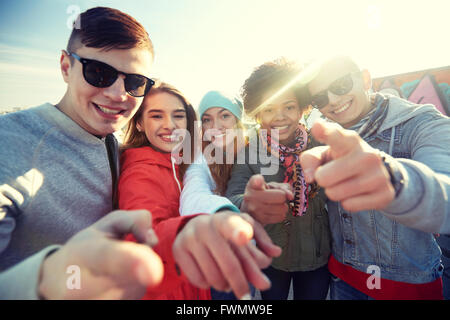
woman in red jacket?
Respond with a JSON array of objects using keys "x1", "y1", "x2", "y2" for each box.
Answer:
[
  {"x1": 118, "y1": 81, "x2": 282, "y2": 300},
  {"x1": 118, "y1": 81, "x2": 211, "y2": 299}
]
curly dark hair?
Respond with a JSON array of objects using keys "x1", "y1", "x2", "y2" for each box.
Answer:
[{"x1": 240, "y1": 57, "x2": 310, "y2": 116}]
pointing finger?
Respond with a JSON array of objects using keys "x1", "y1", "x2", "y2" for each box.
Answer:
[
  {"x1": 310, "y1": 120, "x2": 361, "y2": 159},
  {"x1": 213, "y1": 212, "x2": 254, "y2": 246},
  {"x1": 299, "y1": 146, "x2": 330, "y2": 183},
  {"x1": 266, "y1": 182, "x2": 294, "y2": 201},
  {"x1": 246, "y1": 174, "x2": 267, "y2": 192},
  {"x1": 95, "y1": 210, "x2": 153, "y2": 244}
]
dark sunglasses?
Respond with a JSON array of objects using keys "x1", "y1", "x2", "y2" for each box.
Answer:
[
  {"x1": 310, "y1": 71, "x2": 361, "y2": 109},
  {"x1": 68, "y1": 52, "x2": 154, "y2": 97}
]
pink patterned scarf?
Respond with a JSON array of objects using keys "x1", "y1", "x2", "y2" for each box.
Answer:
[{"x1": 260, "y1": 124, "x2": 312, "y2": 216}]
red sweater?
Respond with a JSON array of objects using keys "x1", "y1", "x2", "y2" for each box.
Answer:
[{"x1": 118, "y1": 146, "x2": 211, "y2": 300}]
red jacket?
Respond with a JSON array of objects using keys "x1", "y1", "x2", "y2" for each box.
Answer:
[{"x1": 118, "y1": 146, "x2": 210, "y2": 300}]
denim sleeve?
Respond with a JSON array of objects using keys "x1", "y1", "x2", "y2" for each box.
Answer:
[{"x1": 382, "y1": 111, "x2": 450, "y2": 234}]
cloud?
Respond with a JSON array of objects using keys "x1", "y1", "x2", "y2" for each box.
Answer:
[
  {"x1": 0, "y1": 62, "x2": 58, "y2": 77},
  {"x1": 0, "y1": 44, "x2": 64, "y2": 110},
  {"x1": 0, "y1": 43, "x2": 57, "y2": 62}
]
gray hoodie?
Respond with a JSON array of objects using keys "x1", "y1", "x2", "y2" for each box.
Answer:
[{"x1": 0, "y1": 103, "x2": 113, "y2": 299}]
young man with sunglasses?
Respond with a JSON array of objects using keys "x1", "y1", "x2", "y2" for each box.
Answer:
[
  {"x1": 0, "y1": 7, "x2": 278, "y2": 300},
  {"x1": 299, "y1": 55, "x2": 450, "y2": 299}
]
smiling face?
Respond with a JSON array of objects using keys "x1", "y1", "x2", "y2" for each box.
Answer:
[
  {"x1": 59, "y1": 45, "x2": 153, "y2": 136},
  {"x1": 307, "y1": 59, "x2": 372, "y2": 128},
  {"x1": 256, "y1": 89, "x2": 304, "y2": 145},
  {"x1": 137, "y1": 91, "x2": 187, "y2": 153},
  {"x1": 201, "y1": 107, "x2": 239, "y2": 149}
]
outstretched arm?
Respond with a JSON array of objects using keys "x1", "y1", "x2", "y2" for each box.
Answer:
[
  {"x1": 300, "y1": 119, "x2": 450, "y2": 234},
  {"x1": 7, "y1": 209, "x2": 164, "y2": 300},
  {"x1": 180, "y1": 156, "x2": 239, "y2": 216},
  {"x1": 226, "y1": 159, "x2": 293, "y2": 226},
  {"x1": 173, "y1": 210, "x2": 281, "y2": 299}
]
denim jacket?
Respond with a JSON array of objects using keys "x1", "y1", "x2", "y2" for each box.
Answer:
[{"x1": 329, "y1": 94, "x2": 450, "y2": 284}]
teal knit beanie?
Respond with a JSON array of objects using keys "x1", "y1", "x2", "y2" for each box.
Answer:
[{"x1": 198, "y1": 90, "x2": 243, "y2": 120}]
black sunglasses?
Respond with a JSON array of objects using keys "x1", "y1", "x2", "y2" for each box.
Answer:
[
  {"x1": 310, "y1": 71, "x2": 361, "y2": 109},
  {"x1": 68, "y1": 52, "x2": 154, "y2": 97}
]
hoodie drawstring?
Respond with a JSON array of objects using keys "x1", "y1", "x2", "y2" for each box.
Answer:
[
  {"x1": 388, "y1": 126, "x2": 396, "y2": 156},
  {"x1": 171, "y1": 157, "x2": 182, "y2": 193}
]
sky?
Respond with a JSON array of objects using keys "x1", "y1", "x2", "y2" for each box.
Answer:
[{"x1": 0, "y1": 0, "x2": 449, "y2": 112}]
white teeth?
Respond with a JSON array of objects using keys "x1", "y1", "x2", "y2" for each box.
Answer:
[
  {"x1": 273, "y1": 126, "x2": 288, "y2": 130},
  {"x1": 97, "y1": 105, "x2": 121, "y2": 115},
  {"x1": 162, "y1": 135, "x2": 175, "y2": 141},
  {"x1": 334, "y1": 101, "x2": 351, "y2": 114}
]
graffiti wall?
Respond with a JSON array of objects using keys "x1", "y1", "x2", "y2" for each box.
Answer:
[{"x1": 372, "y1": 66, "x2": 450, "y2": 116}]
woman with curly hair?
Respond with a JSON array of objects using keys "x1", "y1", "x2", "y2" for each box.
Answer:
[{"x1": 226, "y1": 58, "x2": 331, "y2": 300}]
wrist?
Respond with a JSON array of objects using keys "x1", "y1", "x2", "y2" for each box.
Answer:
[
  {"x1": 176, "y1": 213, "x2": 205, "y2": 234},
  {"x1": 37, "y1": 247, "x2": 60, "y2": 300},
  {"x1": 240, "y1": 198, "x2": 251, "y2": 215},
  {"x1": 380, "y1": 152, "x2": 404, "y2": 198}
]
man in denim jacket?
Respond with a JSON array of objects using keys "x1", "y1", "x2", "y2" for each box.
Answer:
[{"x1": 299, "y1": 55, "x2": 449, "y2": 299}]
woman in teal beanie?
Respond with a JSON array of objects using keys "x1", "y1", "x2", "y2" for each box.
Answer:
[
  {"x1": 180, "y1": 90, "x2": 246, "y2": 207},
  {"x1": 180, "y1": 90, "x2": 259, "y2": 300}
]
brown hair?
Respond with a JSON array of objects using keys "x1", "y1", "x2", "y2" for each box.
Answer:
[
  {"x1": 204, "y1": 120, "x2": 247, "y2": 196},
  {"x1": 241, "y1": 57, "x2": 310, "y2": 116},
  {"x1": 67, "y1": 7, "x2": 153, "y2": 57},
  {"x1": 122, "y1": 81, "x2": 197, "y2": 179}
]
